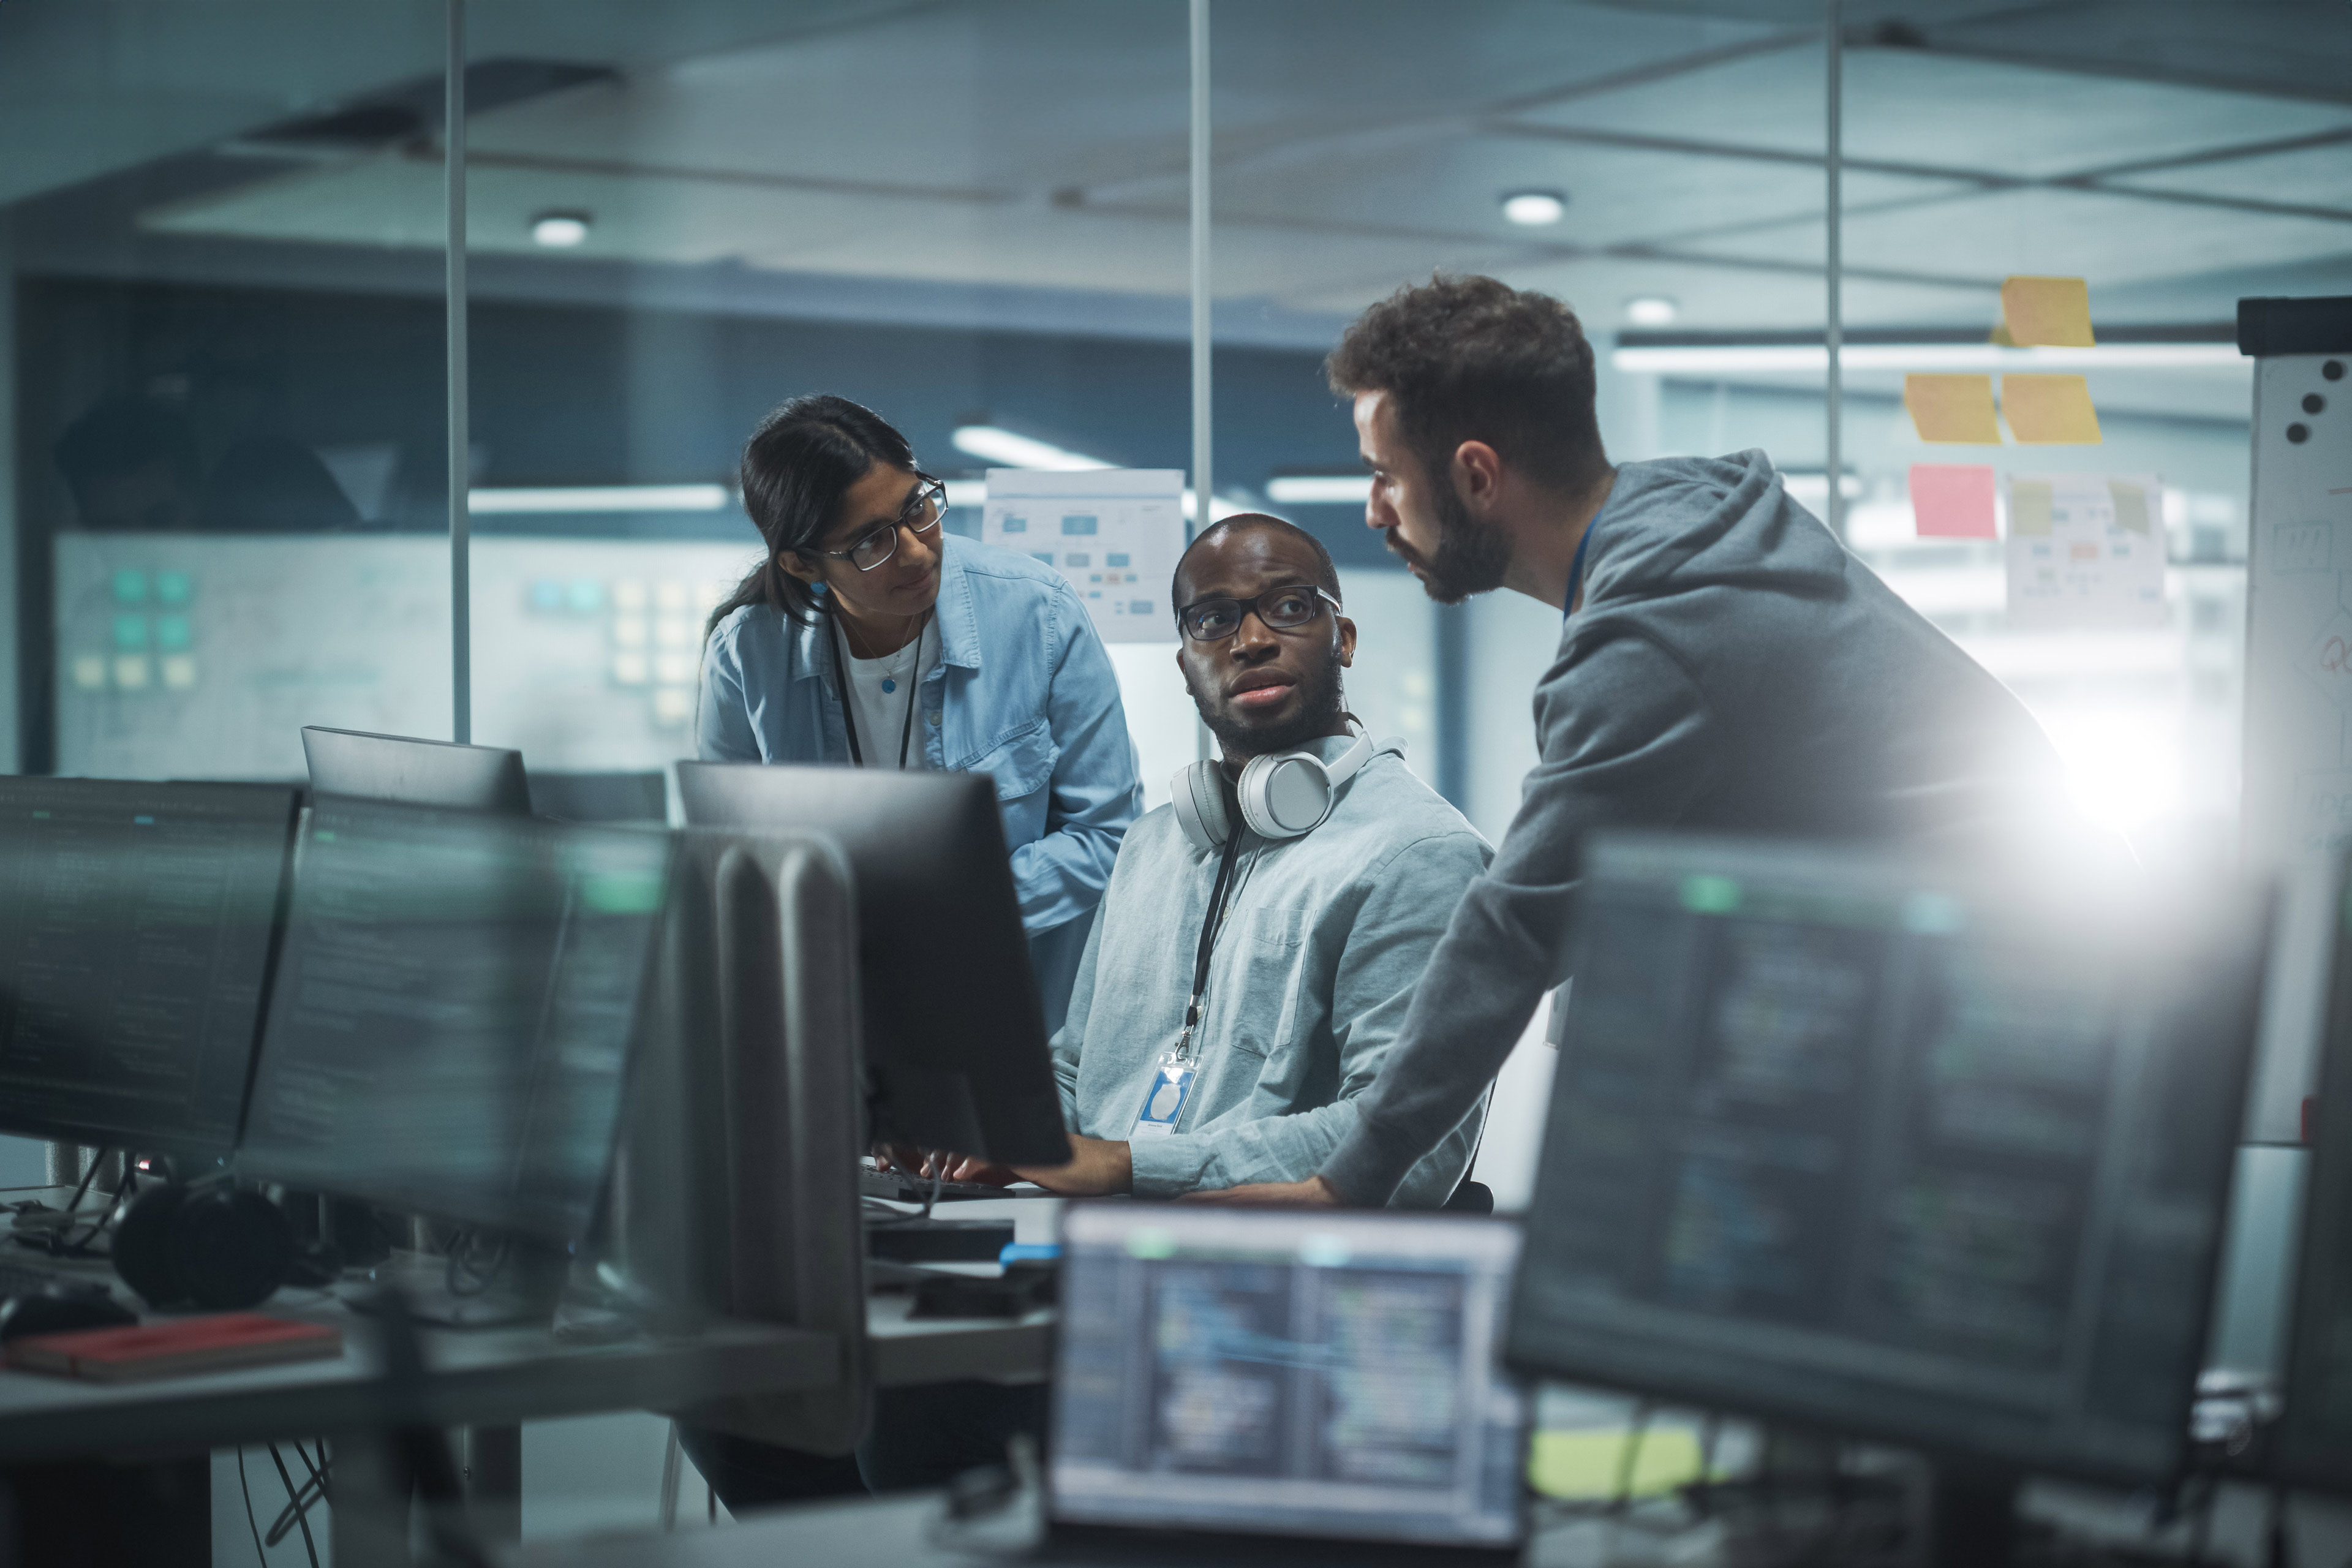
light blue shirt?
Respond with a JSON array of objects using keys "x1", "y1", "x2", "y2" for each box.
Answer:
[
  {"x1": 1052, "y1": 736, "x2": 1494, "y2": 1207},
  {"x1": 697, "y1": 535, "x2": 1144, "y2": 1025}
]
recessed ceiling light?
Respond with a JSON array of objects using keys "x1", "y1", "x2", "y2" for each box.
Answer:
[
  {"x1": 1625, "y1": 296, "x2": 1679, "y2": 327},
  {"x1": 530, "y1": 211, "x2": 592, "y2": 248},
  {"x1": 951, "y1": 424, "x2": 1111, "y2": 471},
  {"x1": 1500, "y1": 190, "x2": 1567, "y2": 227}
]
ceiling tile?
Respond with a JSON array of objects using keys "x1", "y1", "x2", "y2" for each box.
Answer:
[{"x1": 1515, "y1": 43, "x2": 2352, "y2": 178}]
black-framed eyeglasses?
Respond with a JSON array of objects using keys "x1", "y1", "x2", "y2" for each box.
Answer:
[
  {"x1": 803, "y1": 475, "x2": 947, "y2": 572},
  {"x1": 1175, "y1": 584, "x2": 1340, "y2": 643}
]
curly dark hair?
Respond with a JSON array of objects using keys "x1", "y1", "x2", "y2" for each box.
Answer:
[{"x1": 1325, "y1": 274, "x2": 1608, "y2": 496}]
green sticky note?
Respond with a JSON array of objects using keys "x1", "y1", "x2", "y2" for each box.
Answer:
[
  {"x1": 1679, "y1": 875, "x2": 1741, "y2": 914},
  {"x1": 156, "y1": 571, "x2": 192, "y2": 605},
  {"x1": 112, "y1": 570, "x2": 149, "y2": 605},
  {"x1": 155, "y1": 614, "x2": 192, "y2": 652},
  {"x1": 112, "y1": 613, "x2": 149, "y2": 650},
  {"x1": 2010, "y1": 480, "x2": 2055, "y2": 537},
  {"x1": 1528, "y1": 1428, "x2": 1708, "y2": 1501},
  {"x1": 2109, "y1": 480, "x2": 2151, "y2": 534}
]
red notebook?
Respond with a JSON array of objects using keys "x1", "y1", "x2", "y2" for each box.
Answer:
[{"x1": 5, "y1": 1314, "x2": 343, "y2": 1382}]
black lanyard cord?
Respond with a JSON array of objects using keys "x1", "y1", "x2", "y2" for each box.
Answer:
[
  {"x1": 1181, "y1": 824, "x2": 1248, "y2": 1052},
  {"x1": 831, "y1": 612, "x2": 929, "y2": 769}
]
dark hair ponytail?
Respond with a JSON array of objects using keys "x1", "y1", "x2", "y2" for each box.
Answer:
[{"x1": 706, "y1": 394, "x2": 920, "y2": 637}]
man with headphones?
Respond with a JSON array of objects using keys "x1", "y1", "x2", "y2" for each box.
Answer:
[{"x1": 940, "y1": 513, "x2": 1493, "y2": 1206}]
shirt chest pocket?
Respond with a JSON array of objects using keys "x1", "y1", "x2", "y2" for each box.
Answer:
[
  {"x1": 1204, "y1": 907, "x2": 1310, "y2": 1061},
  {"x1": 958, "y1": 718, "x2": 1057, "y2": 848}
]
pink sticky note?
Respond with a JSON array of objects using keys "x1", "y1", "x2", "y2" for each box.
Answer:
[{"x1": 1909, "y1": 464, "x2": 1997, "y2": 539}]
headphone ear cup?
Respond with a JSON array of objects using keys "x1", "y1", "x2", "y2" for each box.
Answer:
[
  {"x1": 1170, "y1": 761, "x2": 1232, "y2": 853},
  {"x1": 111, "y1": 1184, "x2": 191, "y2": 1308},
  {"x1": 1236, "y1": 753, "x2": 1334, "y2": 839},
  {"x1": 170, "y1": 1189, "x2": 293, "y2": 1312}
]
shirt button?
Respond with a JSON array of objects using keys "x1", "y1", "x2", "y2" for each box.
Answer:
[{"x1": 927, "y1": 711, "x2": 943, "y2": 726}]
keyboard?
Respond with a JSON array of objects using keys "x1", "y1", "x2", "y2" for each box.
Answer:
[
  {"x1": 0, "y1": 1257, "x2": 99, "y2": 1300},
  {"x1": 858, "y1": 1168, "x2": 1055, "y2": 1204}
]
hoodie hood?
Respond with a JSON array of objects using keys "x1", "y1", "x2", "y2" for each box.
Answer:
[{"x1": 1581, "y1": 449, "x2": 1849, "y2": 608}]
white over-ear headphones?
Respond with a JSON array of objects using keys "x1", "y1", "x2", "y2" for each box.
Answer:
[{"x1": 1171, "y1": 725, "x2": 1396, "y2": 852}]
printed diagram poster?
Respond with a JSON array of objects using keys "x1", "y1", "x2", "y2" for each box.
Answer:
[
  {"x1": 981, "y1": 469, "x2": 1185, "y2": 644},
  {"x1": 2004, "y1": 472, "x2": 2165, "y2": 629}
]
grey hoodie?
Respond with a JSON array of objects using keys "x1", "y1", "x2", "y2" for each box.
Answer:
[{"x1": 1321, "y1": 450, "x2": 2068, "y2": 1206}]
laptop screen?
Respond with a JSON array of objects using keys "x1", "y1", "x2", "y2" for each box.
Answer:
[{"x1": 1050, "y1": 1204, "x2": 1526, "y2": 1548}]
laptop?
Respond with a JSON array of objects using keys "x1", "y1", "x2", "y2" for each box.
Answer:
[{"x1": 1043, "y1": 1204, "x2": 1527, "y2": 1564}]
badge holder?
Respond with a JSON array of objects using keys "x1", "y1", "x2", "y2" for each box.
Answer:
[{"x1": 1131, "y1": 827, "x2": 1244, "y2": 1142}]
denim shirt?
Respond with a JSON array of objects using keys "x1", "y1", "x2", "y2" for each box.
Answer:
[
  {"x1": 1052, "y1": 736, "x2": 1494, "y2": 1207},
  {"x1": 697, "y1": 535, "x2": 1143, "y2": 1023}
]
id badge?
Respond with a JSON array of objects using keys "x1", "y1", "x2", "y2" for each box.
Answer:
[{"x1": 1129, "y1": 1052, "x2": 1197, "y2": 1140}]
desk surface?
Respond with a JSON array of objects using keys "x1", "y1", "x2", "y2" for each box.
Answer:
[
  {"x1": 0, "y1": 1188, "x2": 1064, "y2": 1463},
  {"x1": 863, "y1": 1194, "x2": 1060, "y2": 1388}
]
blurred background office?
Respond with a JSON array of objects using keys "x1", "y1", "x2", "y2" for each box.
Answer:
[{"x1": 0, "y1": 0, "x2": 2343, "y2": 1547}]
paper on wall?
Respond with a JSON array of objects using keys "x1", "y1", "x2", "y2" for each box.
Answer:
[
  {"x1": 1908, "y1": 463, "x2": 1997, "y2": 538},
  {"x1": 2004, "y1": 472, "x2": 2166, "y2": 628},
  {"x1": 981, "y1": 469, "x2": 1187, "y2": 644},
  {"x1": 1903, "y1": 374, "x2": 2001, "y2": 444}
]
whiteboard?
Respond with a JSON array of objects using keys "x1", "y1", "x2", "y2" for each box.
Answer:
[
  {"x1": 54, "y1": 533, "x2": 761, "y2": 780},
  {"x1": 2241, "y1": 353, "x2": 2352, "y2": 1141}
]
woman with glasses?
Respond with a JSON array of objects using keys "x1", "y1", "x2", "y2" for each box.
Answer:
[{"x1": 699, "y1": 394, "x2": 1142, "y2": 1037}]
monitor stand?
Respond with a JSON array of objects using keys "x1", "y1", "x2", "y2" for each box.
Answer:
[{"x1": 1924, "y1": 1460, "x2": 2021, "y2": 1568}]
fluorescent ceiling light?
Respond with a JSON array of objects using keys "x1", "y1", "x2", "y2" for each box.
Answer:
[
  {"x1": 1265, "y1": 475, "x2": 1373, "y2": 505},
  {"x1": 943, "y1": 480, "x2": 985, "y2": 508},
  {"x1": 1624, "y1": 296, "x2": 1679, "y2": 327},
  {"x1": 951, "y1": 424, "x2": 1111, "y2": 471},
  {"x1": 1611, "y1": 343, "x2": 2243, "y2": 374},
  {"x1": 1182, "y1": 491, "x2": 1255, "y2": 524},
  {"x1": 469, "y1": 484, "x2": 730, "y2": 514},
  {"x1": 529, "y1": 210, "x2": 591, "y2": 248},
  {"x1": 1501, "y1": 190, "x2": 1567, "y2": 226}
]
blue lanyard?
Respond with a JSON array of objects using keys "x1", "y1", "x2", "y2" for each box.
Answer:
[{"x1": 1562, "y1": 524, "x2": 1594, "y2": 622}]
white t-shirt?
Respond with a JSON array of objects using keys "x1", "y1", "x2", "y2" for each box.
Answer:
[{"x1": 839, "y1": 620, "x2": 933, "y2": 770}]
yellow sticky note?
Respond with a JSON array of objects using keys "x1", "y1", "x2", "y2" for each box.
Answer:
[
  {"x1": 2108, "y1": 479, "x2": 2151, "y2": 533},
  {"x1": 1904, "y1": 374, "x2": 2001, "y2": 444},
  {"x1": 2002, "y1": 374, "x2": 2102, "y2": 443},
  {"x1": 2000, "y1": 276, "x2": 2095, "y2": 347},
  {"x1": 2011, "y1": 480, "x2": 2054, "y2": 536}
]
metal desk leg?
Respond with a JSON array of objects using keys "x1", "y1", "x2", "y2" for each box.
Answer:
[{"x1": 464, "y1": 1423, "x2": 523, "y2": 1542}]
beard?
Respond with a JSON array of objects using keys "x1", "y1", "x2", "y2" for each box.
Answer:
[
  {"x1": 1189, "y1": 650, "x2": 1347, "y2": 760},
  {"x1": 1406, "y1": 469, "x2": 1513, "y2": 605}
]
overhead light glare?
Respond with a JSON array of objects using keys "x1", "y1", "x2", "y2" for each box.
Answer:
[
  {"x1": 530, "y1": 211, "x2": 592, "y2": 248},
  {"x1": 1265, "y1": 475, "x2": 1373, "y2": 505},
  {"x1": 942, "y1": 480, "x2": 986, "y2": 508},
  {"x1": 1181, "y1": 491, "x2": 1254, "y2": 524},
  {"x1": 1611, "y1": 343, "x2": 2243, "y2": 374},
  {"x1": 1501, "y1": 190, "x2": 1567, "y2": 227},
  {"x1": 469, "y1": 484, "x2": 730, "y2": 514},
  {"x1": 950, "y1": 424, "x2": 1112, "y2": 472},
  {"x1": 1624, "y1": 296, "x2": 1679, "y2": 327}
]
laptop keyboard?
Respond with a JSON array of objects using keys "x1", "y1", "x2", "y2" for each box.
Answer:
[{"x1": 858, "y1": 1167, "x2": 1053, "y2": 1204}]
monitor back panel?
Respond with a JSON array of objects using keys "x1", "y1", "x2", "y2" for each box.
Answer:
[
  {"x1": 675, "y1": 763, "x2": 1065, "y2": 1165},
  {"x1": 0, "y1": 777, "x2": 296, "y2": 1155},
  {"x1": 301, "y1": 726, "x2": 531, "y2": 816},
  {"x1": 1506, "y1": 833, "x2": 2266, "y2": 1486},
  {"x1": 239, "y1": 799, "x2": 672, "y2": 1242},
  {"x1": 1050, "y1": 1204, "x2": 1525, "y2": 1551}
]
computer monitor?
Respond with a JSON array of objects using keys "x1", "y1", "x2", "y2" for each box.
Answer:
[
  {"x1": 2272, "y1": 843, "x2": 2352, "y2": 1490},
  {"x1": 1506, "y1": 834, "x2": 2266, "y2": 1553},
  {"x1": 0, "y1": 777, "x2": 297, "y2": 1156},
  {"x1": 1049, "y1": 1204, "x2": 1525, "y2": 1559},
  {"x1": 527, "y1": 770, "x2": 667, "y2": 823},
  {"x1": 238, "y1": 798, "x2": 674, "y2": 1245},
  {"x1": 301, "y1": 726, "x2": 531, "y2": 815},
  {"x1": 674, "y1": 763, "x2": 1069, "y2": 1167}
]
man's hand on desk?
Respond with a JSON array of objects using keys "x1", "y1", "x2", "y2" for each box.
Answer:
[
  {"x1": 873, "y1": 1145, "x2": 1019, "y2": 1186},
  {"x1": 1011, "y1": 1134, "x2": 1133, "y2": 1197},
  {"x1": 1179, "y1": 1174, "x2": 1341, "y2": 1207}
]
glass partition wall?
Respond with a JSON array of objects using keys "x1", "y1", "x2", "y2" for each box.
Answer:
[{"x1": 6, "y1": 2, "x2": 2330, "y2": 1115}]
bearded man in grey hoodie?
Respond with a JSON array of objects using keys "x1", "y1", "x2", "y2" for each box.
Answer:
[{"x1": 1200, "y1": 274, "x2": 2068, "y2": 1210}]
